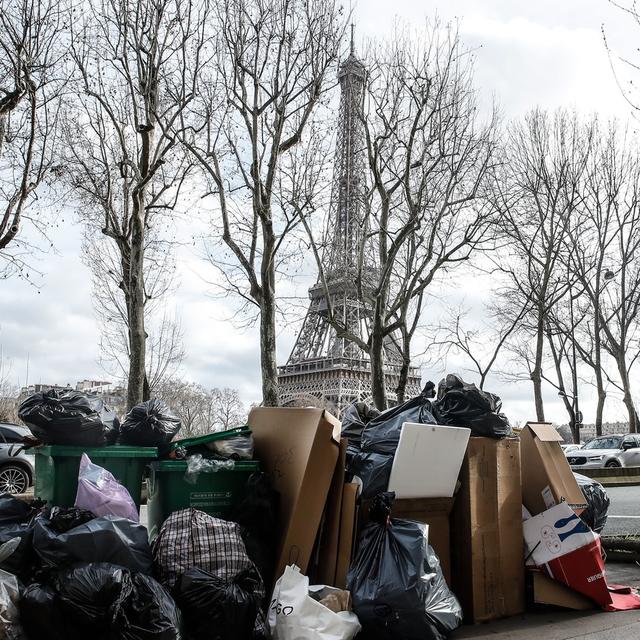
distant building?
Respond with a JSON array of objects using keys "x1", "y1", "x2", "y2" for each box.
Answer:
[
  {"x1": 18, "y1": 383, "x2": 72, "y2": 400},
  {"x1": 579, "y1": 422, "x2": 630, "y2": 442},
  {"x1": 557, "y1": 421, "x2": 630, "y2": 443},
  {"x1": 76, "y1": 380, "x2": 116, "y2": 394}
]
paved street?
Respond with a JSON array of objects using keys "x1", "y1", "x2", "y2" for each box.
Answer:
[{"x1": 603, "y1": 486, "x2": 640, "y2": 537}]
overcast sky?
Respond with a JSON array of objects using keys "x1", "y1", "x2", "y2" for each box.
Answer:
[{"x1": 1, "y1": 0, "x2": 638, "y2": 426}]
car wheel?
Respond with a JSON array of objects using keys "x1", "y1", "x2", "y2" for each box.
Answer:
[
  {"x1": 605, "y1": 459, "x2": 621, "y2": 468},
  {"x1": 0, "y1": 465, "x2": 30, "y2": 495}
]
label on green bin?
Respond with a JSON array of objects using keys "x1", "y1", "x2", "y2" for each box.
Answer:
[{"x1": 190, "y1": 491, "x2": 233, "y2": 509}]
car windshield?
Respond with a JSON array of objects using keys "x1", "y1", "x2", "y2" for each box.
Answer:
[{"x1": 583, "y1": 437, "x2": 622, "y2": 450}]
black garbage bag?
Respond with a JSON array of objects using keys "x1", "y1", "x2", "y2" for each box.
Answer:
[
  {"x1": 58, "y1": 563, "x2": 181, "y2": 640},
  {"x1": 33, "y1": 515, "x2": 153, "y2": 574},
  {"x1": 120, "y1": 399, "x2": 181, "y2": 447},
  {"x1": 231, "y1": 472, "x2": 279, "y2": 586},
  {"x1": 347, "y1": 492, "x2": 462, "y2": 640},
  {"x1": 0, "y1": 493, "x2": 38, "y2": 579},
  {"x1": 341, "y1": 402, "x2": 381, "y2": 448},
  {"x1": 360, "y1": 384, "x2": 437, "y2": 455},
  {"x1": 18, "y1": 389, "x2": 119, "y2": 446},
  {"x1": 346, "y1": 450, "x2": 394, "y2": 499},
  {"x1": 20, "y1": 583, "x2": 67, "y2": 640},
  {"x1": 574, "y1": 473, "x2": 610, "y2": 533},
  {"x1": 431, "y1": 374, "x2": 512, "y2": 438},
  {"x1": 174, "y1": 567, "x2": 261, "y2": 640},
  {"x1": 48, "y1": 506, "x2": 96, "y2": 533},
  {"x1": 120, "y1": 572, "x2": 182, "y2": 640}
]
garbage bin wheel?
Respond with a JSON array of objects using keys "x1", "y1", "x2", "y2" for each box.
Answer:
[{"x1": 0, "y1": 465, "x2": 30, "y2": 495}]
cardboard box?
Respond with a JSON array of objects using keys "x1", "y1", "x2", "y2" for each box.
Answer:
[
  {"x1": 520, "y1": 422, "x2": 586, "y2": 516},
  {"x1": 451, "y1": 437, "x2": 525, "y2": 623},
  {"x1": 524, "y1": 503, "x2": 597, "y2": 566},
  {"x1": 249, "y1": 407, "x2": 340, "y2": 580},
  {"x1": 314, "y1": 439, "x2": 348, "y2": 586},
  {"x1": 335, "y1": 482, "x2": 359, "y2": 589},
  {"x1": 360, "y1": 496, "x2": 454, "y2": 584},
  {"x1": 529, "y1": 571, "x2": 595, "y2": 610},
  {"x1": 388, "y1": 423, "x2": 470, "y2": 498}
]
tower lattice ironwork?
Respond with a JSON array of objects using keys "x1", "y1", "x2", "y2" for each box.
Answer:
[{"x1": 278, "y1": 31, "x2": 422, "y2": 414}]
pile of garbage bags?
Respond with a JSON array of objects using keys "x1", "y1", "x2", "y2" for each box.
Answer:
[
  {"x1": 17, "y1": 392, "x2": 182, "y2": 449},
  {"x1": 344, "y1": 375, "x2": 512, "y2": 498}
]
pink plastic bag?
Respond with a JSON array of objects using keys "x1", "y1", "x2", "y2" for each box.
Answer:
[{"x1": 74, "y1": 453, "x2": 139, "y2": 522}]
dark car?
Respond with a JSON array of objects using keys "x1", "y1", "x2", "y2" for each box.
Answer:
[{"x1": 0, "y1": 422, "x2": 34, "y2": 494}]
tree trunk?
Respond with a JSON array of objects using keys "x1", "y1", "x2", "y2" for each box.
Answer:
[
  {"x1": 259, "y1": 268, "x2": 279, "y2": 407},
  {"x1": 127, "y1": 214, "x2": 146, "y2": 410},
  {"x1": 531, "y1": 306, "x2": 546, "y2": 421},
  {"x1": 594, "y1": 380, "x2": 606, "y2": 438},
  {"x1": 371, "y1": 328, "x2": 387, "y2": 411},
  {"x1": 619, "y1": 361, "x2": 638, "y2": 434},
  {"x1": 395, "y1": 327, "x2": 411, "y2": 404},
  {"x1": 593, "y1": 312, "x2": 604, "y2": 437}
]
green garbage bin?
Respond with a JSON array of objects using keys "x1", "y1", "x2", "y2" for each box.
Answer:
[
  {"x1": 34, "y1": 445, "x2": 158, "y2": 509},
  {"x1": 146, "y1": 459, "x2": 259, "y2": 540}
]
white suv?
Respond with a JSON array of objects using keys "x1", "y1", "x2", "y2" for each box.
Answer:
[{"x1": 566, "y1": 434, "x2": 640, "y2": 469}]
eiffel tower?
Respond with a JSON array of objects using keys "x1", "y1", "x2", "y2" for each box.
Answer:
[{"x1": 278, "y1": 29, "x2": 422, "y2": 414}]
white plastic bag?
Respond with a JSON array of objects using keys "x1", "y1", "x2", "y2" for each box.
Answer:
[
  {"x1": 74, "y1": 453, "x2": 139, "y2": 522},
  {"x1": 269, "y1": 565, "x2": 361, "y2": 640},
  {"x1": 0, "y1": 540, "x2": 22, "y2": 640}
]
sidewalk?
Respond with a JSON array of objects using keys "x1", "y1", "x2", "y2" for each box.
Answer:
[{"x1": 454, "y1": 563, "x2": 640, "y2": 639}]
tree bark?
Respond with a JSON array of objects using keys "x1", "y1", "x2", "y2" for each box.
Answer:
[
  {"x1": 259, "y1": 265, "x2": 279, "y2": 407},
  {"x1": 371, "y1": 328, "x2": 387, "y2": 411},
  {"x1": 618, "y1": 359, "x2": 638, "y2": 433},
  {"x1": 395, "y1": 326, "x2": 411, "y2": 404},
  {"x1": 531, "y1": 304, "x2": 546, "y2": 421}
]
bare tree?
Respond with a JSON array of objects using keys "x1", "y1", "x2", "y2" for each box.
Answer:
[
  {"x1": 0, "y1": 0, "x2": 66, "y2": 278},
  {"x1": 565, "y1": 123, "x2": 640, "y2": 433},
  {"x1": 0, "y1": 349, "x2": 19, "y2": 422},
  {"x1": 181, "y1": 0, "x2": 345, "y2": 407},
  {"x1": 432, "y1": 305, "x2": 526, "y2": 390},
  {"x1": 64, "y1": 0, "x2": 208, "y2": 408},
  {"x1": 494, "y1": 109, "x2": 593, "y2": 421},
  {"x1": 154, "y1": 379, "x2": 246, "y2": 436}
]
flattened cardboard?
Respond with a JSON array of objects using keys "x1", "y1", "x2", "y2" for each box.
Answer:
[
  {"x1": 249, "y1": 407, "x2": 340, "y2": 580},
  {"x1": 388, "y1": 423, "x2": 470, "y2": 498},
  {"x1": 360, "y1": 497, "x2": 454, "y2": 584},
  {"x1": 530, "y1": 571, "x2": 595, "y2": 610},
  {"x1": 520, "y1": 422, "x2": 586, "y2": 516},
  {"x1": 314, "y1": 438, "x2": 348, "y2": 586},
  {"x1": 335, "y1": 482, "x2": 359, "y2": 589},
  {"x1": 451, "y1": 437, "x2": 525, "y2": 623}
]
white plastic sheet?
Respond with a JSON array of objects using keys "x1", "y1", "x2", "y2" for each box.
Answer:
[{"x1": 269, "y1": 565, "x2": 361, "y2": 640}]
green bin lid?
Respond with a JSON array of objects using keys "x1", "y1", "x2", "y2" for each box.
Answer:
[
  {"x1": 167, "y1": 426, "x2": 252, "y2": 452},
  {"x1": 36, "y1": 445, "x2": 158, "y2": 458},
  {"x1": 151, "y1": 459, "x2": 259, "y2": 472}
]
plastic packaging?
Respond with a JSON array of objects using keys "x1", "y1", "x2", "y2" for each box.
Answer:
[
  {"x1": 120, "y1": 399, "x2": 181, "y2": 447},
  {"x1": 210, "y1": 434, "x2": 254, "y2": 460},
  {"x1": 431, "y1": 374, "x2": 512, "y2": 438},
  {"x1": 175, "y1": 567, "x2": 261, "y2": 640},
  {"x1": 75, "y1": 453, "x2": 139, "y2": 522},
  {"x1": 341, "y1": 402, "x2": 381, "y2": 448},
  {"x1": 33, "y1": 514, "x2": 153, "y2": 574},
  {"x1": 184, "y1": 454, "x2": 235, "y2": 484},
  {"x1": 347, "y1": 492, "x2": 462, "y2": 640},
  {"x1": 359, "y1": 386, "x2": 437, "y2": 455},
  {"x1": 269, "y1": 565, "x2": 361, "y2": 640},
  {"x1": 18, "y1": 389, "x2": 119, "y2": 446},
  {"x1": 57, "y1": 563, "x2": 181, "y2": 640},
  {"x1": 0, "y1": 563, "x2": 20, "y2": 640},
  {"x1": 574, "y1": 472, "x2": 610, "y2": 533}
]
